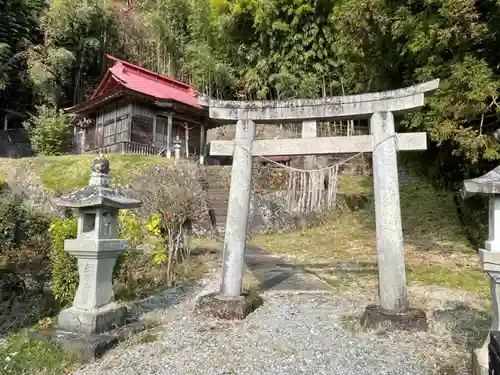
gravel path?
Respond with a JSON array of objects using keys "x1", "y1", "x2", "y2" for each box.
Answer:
[{"x1": 73, "y1": 281, "x2": 432, "y2": 375}]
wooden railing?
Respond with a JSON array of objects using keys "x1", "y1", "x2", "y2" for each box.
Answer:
[
  {"x1": 85, "y1": 141, "x2": 161, "y2": 156},
  {"x1": 84, "y1": 141, "x2": 216, "y2": 164},
  {"x1": 123, "y1": 142, "x2": 160, "y2": 155},
  {"x1": 206, "y1": 157, "x2": 222, "y2": 165}
]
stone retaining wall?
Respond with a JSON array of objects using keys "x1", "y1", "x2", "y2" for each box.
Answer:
[{"x1": 0, "y1": 129, "x2": 34, "y2": 158}]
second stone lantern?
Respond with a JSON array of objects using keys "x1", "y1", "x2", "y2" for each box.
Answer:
[{"x1": 462, "y1": 166, "x2": 500, "y2": 375}]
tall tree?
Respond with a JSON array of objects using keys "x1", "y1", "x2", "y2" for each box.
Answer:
[{"x1": 0, "y1": 0, "x2": 44, "y2": 113}]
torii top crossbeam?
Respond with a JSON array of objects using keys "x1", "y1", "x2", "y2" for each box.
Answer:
[{"x1": 199, "y1": 79, "x2": 440, "y2": 123}]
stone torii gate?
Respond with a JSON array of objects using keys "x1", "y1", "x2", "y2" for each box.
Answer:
[{"x1": 196, "y1": 80, "x2": 439, "y2": 327}]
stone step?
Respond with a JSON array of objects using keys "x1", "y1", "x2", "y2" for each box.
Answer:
[
  {"x1": 209, "y1": 197, "x2": 229, "y2": 203},
  {"x1": 207, "y1": 192, "x2": 230, "y2": 197},
  {"x1": 211, "y1": 201, "x2": 228, "y2": 206},
  {"x1": 209, "y1": 200, "x2": 229, "y2": 205},
  {"x1": 208, "y1": 197, "x2": 229, "y2": 203},
  {"x1": 206, "y1": 190, "x2": 229, "y2": 195}
]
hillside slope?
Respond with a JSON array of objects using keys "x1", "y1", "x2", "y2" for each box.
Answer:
[
  {"x1": 0, "y1": 155, "x2": 482, "y2": 290},
  {"x1": 0, "y1": 155, "x2": 169, "y2": 193}
]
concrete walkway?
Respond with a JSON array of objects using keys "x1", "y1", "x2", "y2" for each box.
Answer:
[{"x1": 244, "y1": 244, "x2": 333, "y2": 292}]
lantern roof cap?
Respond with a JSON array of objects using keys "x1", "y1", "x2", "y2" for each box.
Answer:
[
  {"x1": 462, "y1": 166, "x2": 500, "y2": 199},
  {"x1": 52, "y1": 156, "x2": 142, "y2": 209}
]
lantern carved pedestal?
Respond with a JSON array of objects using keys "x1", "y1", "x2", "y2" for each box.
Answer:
[{"x1": 30, "y1": 157, "x2": 145, "y2": 362}]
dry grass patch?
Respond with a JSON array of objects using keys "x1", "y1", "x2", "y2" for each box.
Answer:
[
  {"x1": 190, "y1": 237, "x2": 261, "y2": 292},
  {"x1": 252, "y1": 176, "x2": 487, "y2": 294}
]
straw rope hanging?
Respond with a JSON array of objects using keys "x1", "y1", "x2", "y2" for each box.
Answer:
[
  {"x1": 252, "y1": 152, "x2": 364, "y2": 215},
  {"x1": 231, "y1": 132, "x2": 400, "y2": 216},
  {"x1": 284, "y1": 165, "x2": 339, "y2": 214}
]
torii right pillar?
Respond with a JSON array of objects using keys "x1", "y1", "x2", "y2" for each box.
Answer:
[{"x1": 359, "y1": 111, "x2": 427, "y2": 332}]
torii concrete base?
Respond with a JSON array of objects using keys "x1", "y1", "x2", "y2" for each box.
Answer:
[
  {"x1": 360, "y1": 304, "x2": 428, "y2": 332},
  {"x1": 195, "y1": 292, "x2": 263, "y2": 320}
]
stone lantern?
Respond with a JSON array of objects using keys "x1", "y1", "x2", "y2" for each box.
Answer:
[
  {"x1": 173, "y1": 135, "x2": 182, "y2": 161},
  {"x1": 462, "y1": 166, "x2": 500, "y2": 375},
  {"x1": 52, "y1": 156, "x2": 142, "y2": 336}
]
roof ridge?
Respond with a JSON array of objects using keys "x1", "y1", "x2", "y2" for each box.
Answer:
[{"x1": 106, "y1": 54, "x2": 195, "y2": 94}]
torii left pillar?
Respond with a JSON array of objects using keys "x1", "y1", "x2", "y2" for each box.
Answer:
[{"x1": 195, "y1": 119, "x2": 264, "y2": 319}]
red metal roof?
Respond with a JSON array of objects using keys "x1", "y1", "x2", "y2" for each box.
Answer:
[
  {"x1": 91, "y1": 55, "x2": 201, "y2": 108},
  {"x1": 268, "y1": 156, "x2": 292, "y2": 162}
]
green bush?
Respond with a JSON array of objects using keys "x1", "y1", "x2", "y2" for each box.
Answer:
[
  {"x1": 0, "y1": 195, "x2": 25, "y2": 251},
  {"x1": 113, "y1": 209, "x2": 146, "y2": 283},
  {"x1": 457, "y1": 194, "x2": 488, "y2": 248},
  {"x1": 0, "y1": 188, "x2": 52, "y2": 293},
  {"x1": 49, "y1": 217, "x2": 78, "y2": 306},
  {"x1": 113, "y1": 209, "x2": 172, "y2": 300},
  {"x1": 25, "y1": 105, "x2": 72, "y2": 156},
  {"x1": 50, "y1": 211, "x2": 160, "y2": 304},
  {"x1": 0, "y1": 190, "x2": 51, "y2": 254},
  {"x1": 49, "y1": 201, "x2": 204, "y2": 304}
]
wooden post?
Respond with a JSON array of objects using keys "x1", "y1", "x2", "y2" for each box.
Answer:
[
  {"x1": 128, "y1": 104, "x2": 133, "y2": 143},
  {"x1": 152, "y1": 115, "x2": 157, "y2": 146},
  {"x1": 199, "y1": 123, "x2": 206, "y2": 164},
  {"x1": 113, "y1": 103, "x2": 117, "y2": 144},
  {"x1": 95, "y1": 117, "x2": 99, "y2": 149},
  {"x1": 166, "y1": 115, "x2": 172, "y2": 159},
  {"x1": 3, "y1": 114, "x2": 8, "y2": 131},
  {"x1": 185, "y1": 124, "x2": 189, "y2": 158},
  {"x1": 81, "y1": 128, "x2": 86, "y2": 154}
]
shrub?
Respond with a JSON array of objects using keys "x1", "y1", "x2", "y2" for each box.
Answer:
[
  {"x1": 113, "y1": 209, "x2": 149, "y2": 288},
  {"x1": 0, "y1": 194, "x2": 26, "y2": 251},
  {"x1": 0, "y1": 188, "x2": 51, "y2": 256},
  {"x1": 0, "y1": 187, "x2": 52, "y2": 296},
  {"x1": 456, "y1": 193, "x2": 488, "y2": 248},
  {"x1": 25, "y1": 105, "x2": 72, "y2": 156},
  {"x1": 49, "y1": 217, "x2": 78, "y2": 306},
  {"x1": 126, "y1": 161, "x2": 209, "y2": 283},
  {"x1": 50, "y1": 210, "x2": 169, "y2": 304}
]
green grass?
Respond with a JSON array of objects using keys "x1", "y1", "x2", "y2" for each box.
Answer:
[
  {"x1": 406, "y1": 264, "x2": 488, "y2": 294},
  {"x1": 0, "y1": 331, "x2": 82, "y2": 375},
  {"x1": 34, "y1": 154, "x2": 169, "y2": 192},
  {"x1": 0, "y1": 154, "x2": 169, "y2": 193}
]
